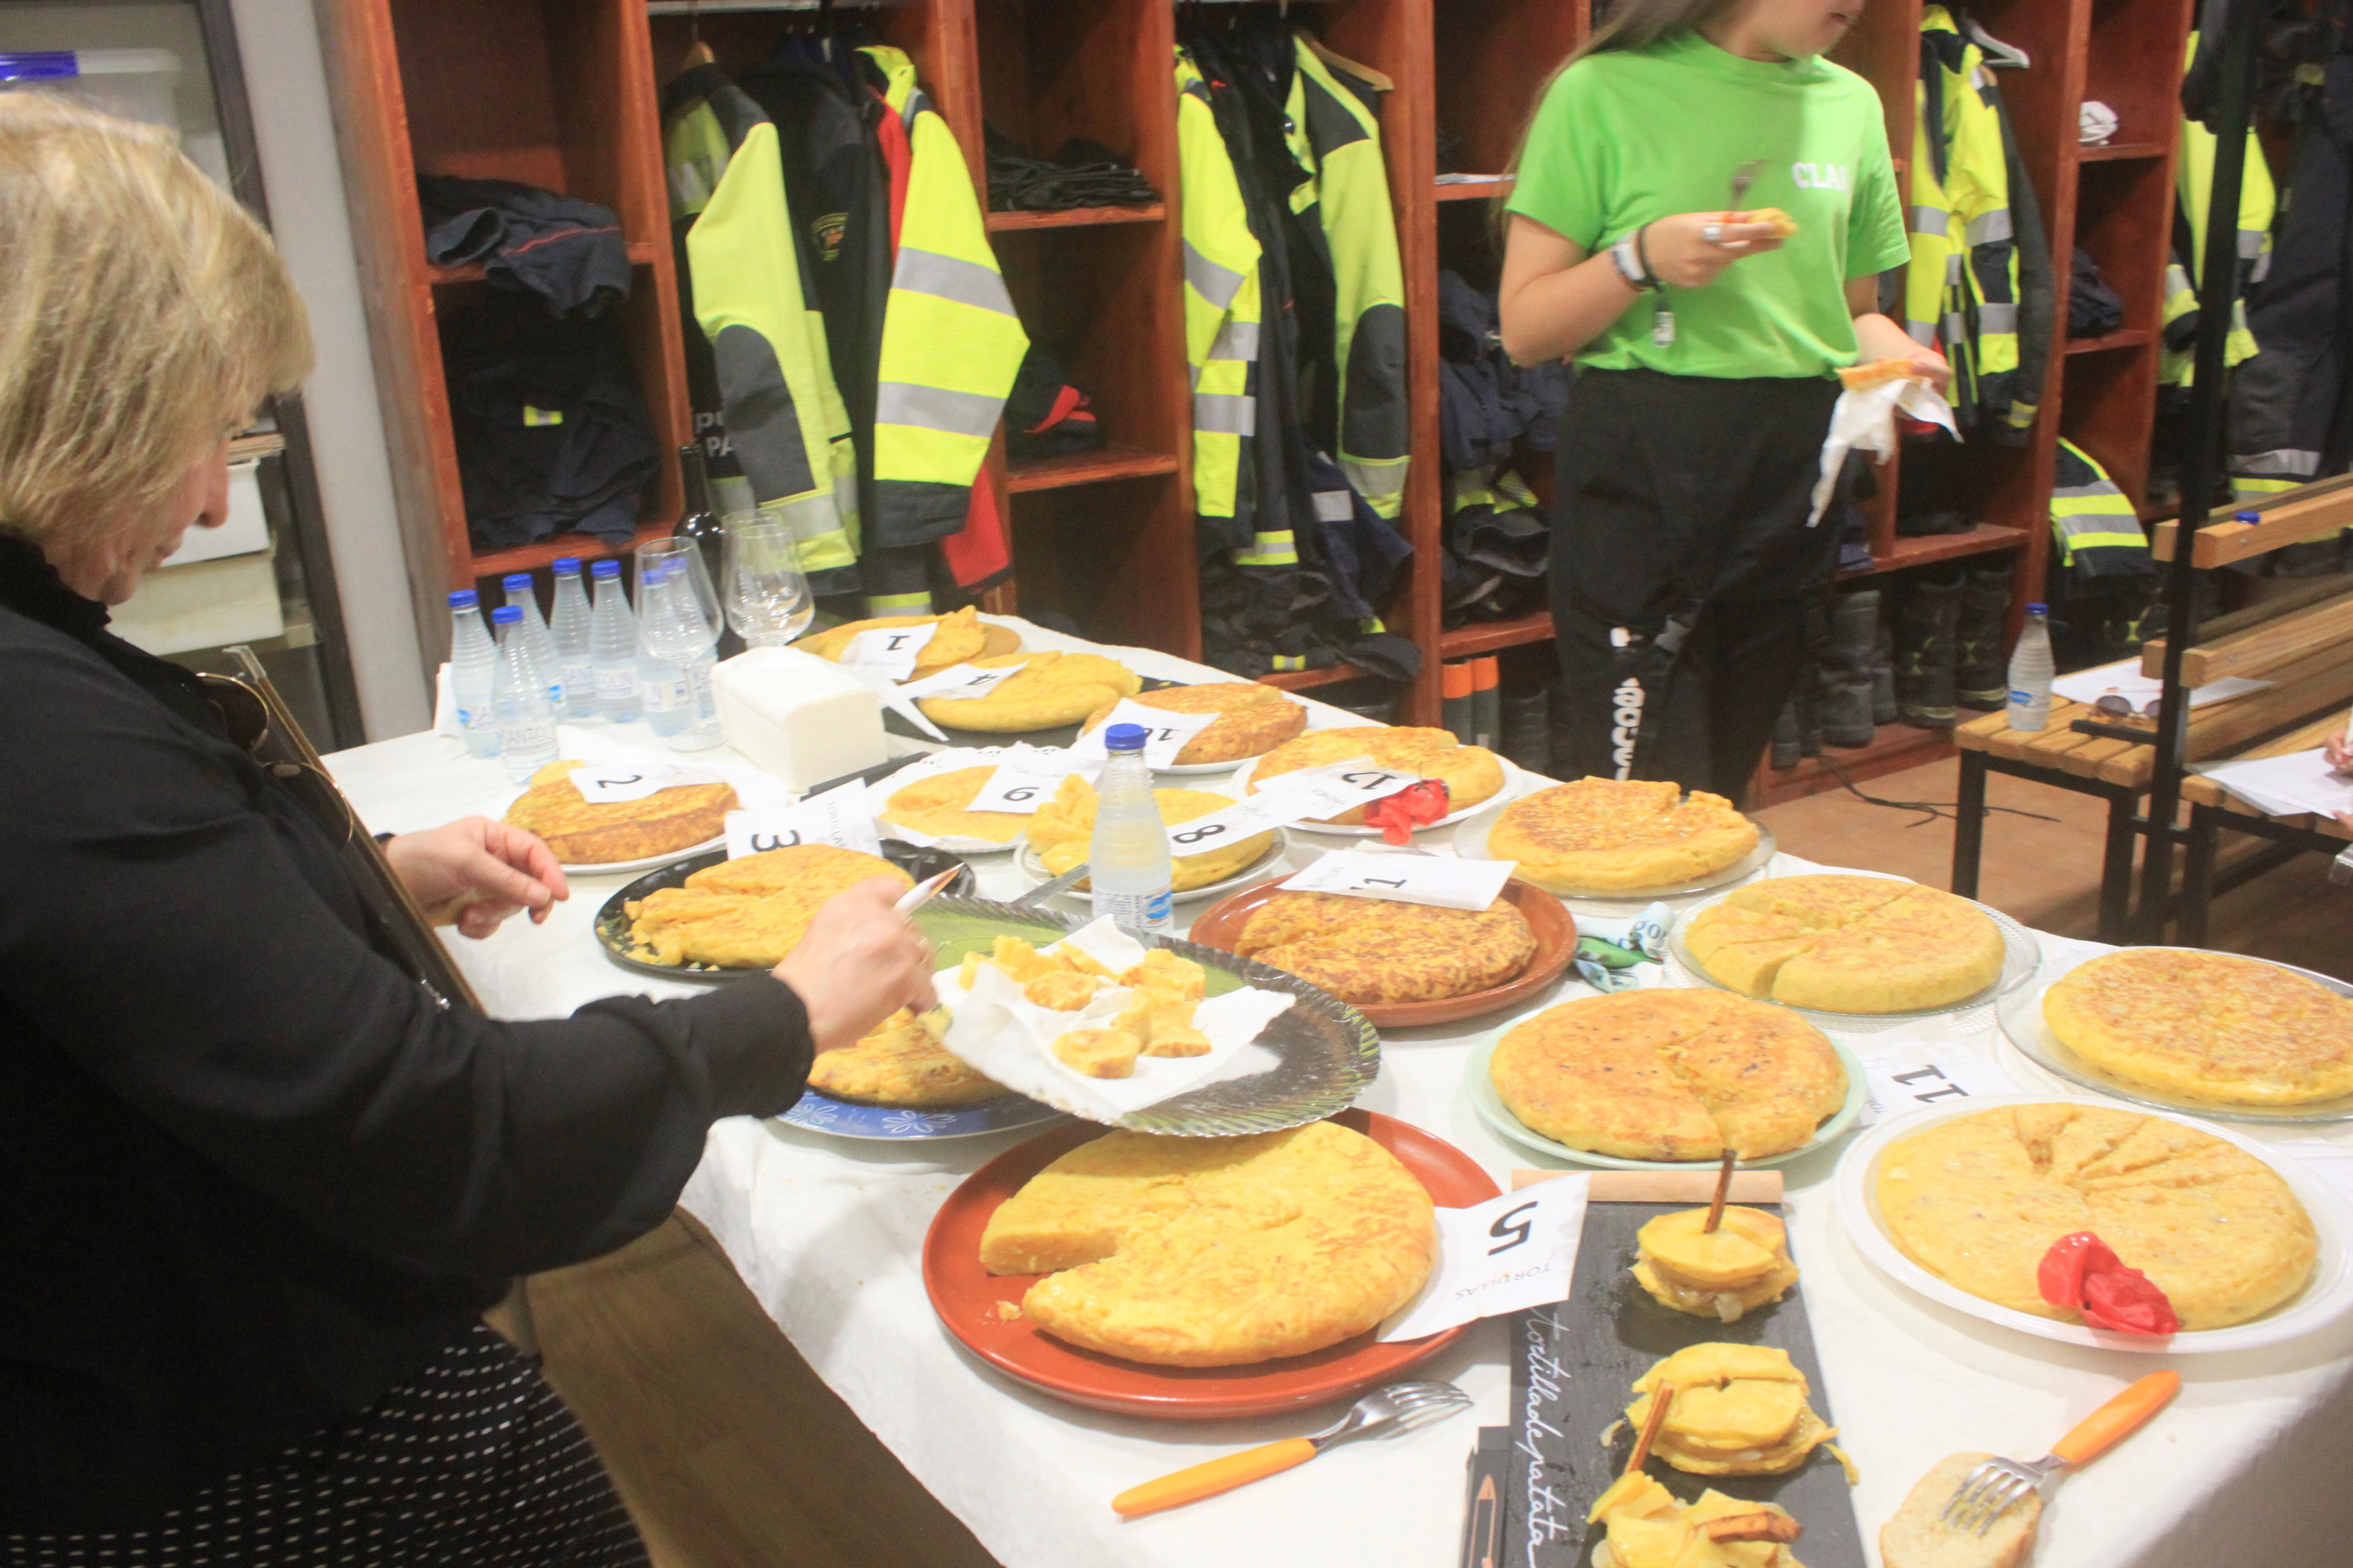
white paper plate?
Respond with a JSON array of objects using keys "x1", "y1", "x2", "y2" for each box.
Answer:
[
  {"x1": 1833, "y1": 1094, "x2": 2353, "y2": 1354},
  {"x1": 1227, "y1": 755, "x2": 1534, "y2": 837},
  {"x1": 1453, "y1": 809, "x2": 1777, "y2": 902},
  {"x1": 1014, "y1": 831, "x2": 1292, "y2": 906},
  {"x1": 1996, "y1": 948, "x2": 2353, "y2": 1125},
  {"x1": 560, "y1": 835, "x2": 725, "y2": 877},
  {"x1": 1663, "y1": 875, "x2": 2041, "y2": 1034}
]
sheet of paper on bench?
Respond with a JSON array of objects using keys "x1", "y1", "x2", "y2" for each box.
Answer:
[
  {"x1": 2050, "y1": 657, "x2": 2268, "y2": 710},
  {"x1": 2196, "y1": 749, "x2": 2353, "y2": 819}
]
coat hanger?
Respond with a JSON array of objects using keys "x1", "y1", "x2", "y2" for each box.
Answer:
[
  {"x1": 1961, "y1": 11, "x2": 2029, "y2": 69},
  {"x1": 679, "y1": 0, "x2": 714, "y2": 71}
]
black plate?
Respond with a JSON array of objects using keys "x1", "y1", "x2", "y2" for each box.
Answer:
[
  {"x1": 594, "y1": 840, "x2": 977, "y2": 983},
  {"x1": 1507, "y1": 1198, "x2": 1865, "y2": 1567},
  {"x1": 882, "y1": 675, "x2": 1186, "y2": 749}
]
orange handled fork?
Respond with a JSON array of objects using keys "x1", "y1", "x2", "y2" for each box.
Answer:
[
  {"x1": 1112, "y1": 1379, "x2": 1470, "y2": 1520},
  {"x1": 1940, "y1": 1371, "x2": 2181, "y2": 1534}
]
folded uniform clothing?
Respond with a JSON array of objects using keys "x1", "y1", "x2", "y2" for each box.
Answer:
[
  {"x1": 1003, "y1": 347, "x2": 1102, "y2": 460},
  {"x1": 985, "y1": 126, "x2": 1157, "y2": 211},
  {"x1": 418, "y1": 175, "x2": 633, "y2": 320},
  {"x1": 2069, "y1": 247, "x2": 2125, "y2": 337},
  {"x1": 1438, "y1": 269, "x2": 1571, "y2": 471},
  {"x1": 442, "y1": 297, "x2": 661, "y2": 550},
  {"x1": 1447, "y1": 466, "x2": 1546, "y2": 579}
]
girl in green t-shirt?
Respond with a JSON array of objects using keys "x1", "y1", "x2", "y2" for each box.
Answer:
[{"x1": 1497, "y1": 0, "x2": 1948, "y2": 798}]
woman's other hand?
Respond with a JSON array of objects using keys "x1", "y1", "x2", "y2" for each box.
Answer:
[
  {"x1": 384, "y1": 817, "x2": 569, "y2": 940},
  {"x1": 2327, "y1": 734, "x2": 2353, "y2": 777},
  {"x1": 1641, "y1": 211, "x2": 1788, "y2": 289},
  {"x1": 773, "y1": 879, "x2": 938, "y2": 1053}
]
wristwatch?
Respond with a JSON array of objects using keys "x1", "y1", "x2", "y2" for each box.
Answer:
[{"x1": 1611, "y1": 227, "x2": 1659, "y2": 291}]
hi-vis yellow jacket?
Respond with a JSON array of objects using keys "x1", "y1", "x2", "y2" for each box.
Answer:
[
  {"x1": 1908, "y1": 7, "x2": 2022, "y2": 436},
  {"x1": 664, "y1": 66, "x2": 861, "y2": 592},
  {"x1": 1177, "y1": 48, "x2": 1266, "y2": 556},
  {"x1": 2162, "y1": 33, "x2": 2274, "y2": 392},
  {"x1": 861, "y1": 46, "x2": 1028, "y2": 578}
]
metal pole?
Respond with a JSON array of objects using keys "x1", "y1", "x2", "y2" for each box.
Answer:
[{"x1": 2134, "y1": 0, "x2": 2267, "y2": 941}]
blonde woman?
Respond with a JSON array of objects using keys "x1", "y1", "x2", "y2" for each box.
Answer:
[{"x1": 0, "y1": 96, "x2": 933, "y2": 1562}]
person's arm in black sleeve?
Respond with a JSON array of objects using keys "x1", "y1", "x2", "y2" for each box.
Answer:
[{"x1": 0, "y1": 639, "x2": 810, "y2": 1278}]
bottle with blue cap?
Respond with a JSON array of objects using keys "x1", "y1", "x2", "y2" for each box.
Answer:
[
  {"x1": 446, "y1": 588, "x2": 499, "y2": 758},
  {"x1": 547, "y1": 557, "x2": 597, "y2": 720},
  {"x1": 1089, "y1": 723, "x2": 1174, "y2": 933},
  {"x1": 489, "y1": 605, "x2": 558, "y2": 782},
  {"x1": 587, "y1": 558, "x2": 640, "y2": 721},
  {"x1": 2006, "y1": 600, "x2": 2054, "y2": 733},
  {"x1": 501, "y1": 571, "x2": 566, "y2": 719}
]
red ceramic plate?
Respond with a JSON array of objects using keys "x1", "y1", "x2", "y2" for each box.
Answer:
[
  {"x1": 1184, "y1": 878, "x2": 1578, "y2": 1029},
  {"x1": 921, "y1": 1110, "x2": 1500, "y2": 1419}
]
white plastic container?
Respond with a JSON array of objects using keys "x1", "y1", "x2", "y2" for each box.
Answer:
[{"x1": 712, "y1": 647, "x2": 885, "y2": 793}]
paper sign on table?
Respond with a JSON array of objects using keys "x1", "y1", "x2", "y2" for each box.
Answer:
[
  {"x1": 1380, "y1": 1176, "x2": 1589, "y2": 1342},
  {"x1": 896, "y1": 661, "x2": 1021, "y2": 702},
  {"x1": 1069, "y1": 697, "x2": 1219, "y2": 769},
  {"x1": 1156, "y1": 758, "x2": 1424, "y2": 854},
  {"x1": 1857, "y1": 1039, "x2": 2024, "y2": 1126},
  {"x1": 570, "y1": 760, "x2": 726, "y2": 803},
  {"x1": 841, "y1": 621, "x2": 939, "y2": 680},
  {"x1": 724, "y1": 780, "x2": 883, "y2": 860},
  {"x1": 966, "y1": 748, "x2": 1104, "y2": 816},
  {"x1": 1280, "y1": 849, "x2": 1517, "y2": 911}
]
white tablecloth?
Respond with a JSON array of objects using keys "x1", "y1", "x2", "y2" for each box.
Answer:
[{"x1": 327, "y1": 617, "x2": 2353, "y2": 1568}]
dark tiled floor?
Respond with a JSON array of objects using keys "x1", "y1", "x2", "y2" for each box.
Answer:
[{"x1": 1757, "y1": 755, "x2": 2351, "y2": 979}]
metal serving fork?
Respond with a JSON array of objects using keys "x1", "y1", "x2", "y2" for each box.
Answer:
[
  {"x1": 1112, "y1": 1379, "x2": 1472, "y2": 1519},
  {"x1": 1940, "y1": 1371, "x2": 2179, "y2": 1534}
]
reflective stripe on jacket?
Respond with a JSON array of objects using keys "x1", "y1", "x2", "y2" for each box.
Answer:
[
  {"x1": 1176, "y1": 47, "x2": 1264, "y2": 550},
  {"x1": 1910, "y1": 8, "x2": 2022, "y2": 434},
  {"x1": 2052, "y1": 439, "x2": 2153, "y2": 579},
  {"x1": 2162, "y1": 32, "x2": 2274, "y2": 387}
]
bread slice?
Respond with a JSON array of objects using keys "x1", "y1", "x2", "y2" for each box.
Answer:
[
  {"x1": 1880, "y1": 1451, "x2": 2042, "y2": 1568},
  {"x1": 1839, "y1": 357, "x2": 1926, "y2": 392}
]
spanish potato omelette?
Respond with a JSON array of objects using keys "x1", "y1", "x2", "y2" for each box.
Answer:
[
  {"x1": 2042, "y1": 948, "x2": 2353, "y2": 1108},
  {"x1": 1489, "y1": 990, "x2": 1847, "y2": 1161},
  {"x1": 878, "y1": 766, "x2": 1029, "y2": 844},
  {"x1": 915, "y1": 650, "x2": 1141, "y2": 731},
  {"x1": 502, "y1": 760, "x2": 737, "y2": 866},
  {"x1": 798, "y1": 605, "x2": 987, "y2": 677},
  {"x1": 1026, "y1": 775, "x2": 1272, "y2": 891},
  {"x1": 1230, "y1": 889, "x2": 1537, "y2": 1006},
  {"x1": 624, "y1": 843, "x2": 910, "y2": 968},
  {"x1": 1489, "y1": 777, "x2": 1759, "y2": 893},
  {"x1": 1683, "y1": 874, "x2": 2004, "y2": 1014},
  {"x1": 977, "y1": 1121, "x2": 1436, "y2": 1367},
  {"x1": 1077, "y1": 681, "x2": 1307, "y2": 765},
  {"x1": 1244, "y1": 727, "x2": 1505, "y2": 825},
  {"x1": 809, "y1": 1007, "x2": 1005, "y2": 1107},
  {"x1": 1873, "y1": 1103, "x2": 2317, "y2": 1330}
]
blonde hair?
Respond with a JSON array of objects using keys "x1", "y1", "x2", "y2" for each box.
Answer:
[{"x1": 0, "y1": 91, "x2": 312, "y2": 556}]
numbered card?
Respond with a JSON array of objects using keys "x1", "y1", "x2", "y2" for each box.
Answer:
[
  {"x1": 896, "y1": 662, "x2": 1020, "y2": 702},
  {"x1": 1380, "y1": 1175, "x2": 1589, "y2": 1342},
  {"x1": 1280, "y1": 849, "x2": 1516, "y2": 911},
  {"x1": 1250, "y1": 757, "x2": 1425, "y2": 822},
  {"x1": 1070, "y1": 697, "x2": 1219, "y2": 769},
  {"x1": 1858, "y1": 1040, "x2": 2023, "y2": 1126},
  {"x1": 840, "y1": 621, "x2": 939, "y2": 680},
  {"x1": 966, "y1": 749, "x2": 1103, "y2": 816},
  {"x1": 570, "y1": 761, "x2": 725, "y2": 803},
  {"x1": 724, "y1": 780, "x2": 883, "y2": 860}
]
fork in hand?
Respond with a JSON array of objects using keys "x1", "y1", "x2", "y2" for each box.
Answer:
[
  {"x1": 1112, "y1": 1379, "x2": 1472, "y2": 1519},
  {"x1": 1940, "y1": 1371, "x2": 2180, "y2": 1535}
]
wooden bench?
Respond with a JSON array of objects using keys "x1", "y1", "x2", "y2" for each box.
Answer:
[{"x1": 2174, "y1": 708, "x2": 2353, "y2": 945}]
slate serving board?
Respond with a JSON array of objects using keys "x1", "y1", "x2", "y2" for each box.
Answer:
[{"x1": 1506, "y1": 1179, "x2": 1865, "y2": 1567}]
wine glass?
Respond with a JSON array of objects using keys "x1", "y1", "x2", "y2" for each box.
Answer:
[{"x1": 721, "y1": 514, "x2": 814, "y2": 648}]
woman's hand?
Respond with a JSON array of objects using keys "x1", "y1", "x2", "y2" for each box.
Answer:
[
  {"x1": 773, "y1": 879, "x2": 938, "y2": 1054},
  {"x1": 1639, "y1": 212, "x2": 1788, "y2": 289},
  {"x1": 383, "y1": 817, "x2": 568, "y2": 940},
  {"x1": 2327, "y1": 735, "x2": 2353, "y2": 777},
  {"x1": 1851, "y1": 305, "x2": 1954, "y2": 392}
]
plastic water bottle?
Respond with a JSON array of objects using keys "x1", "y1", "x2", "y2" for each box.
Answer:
[
  {"x1": 588, "y1": 559, "x2": 641, "y2": 722},
  {"x1": 635, "y1": 564, "x2": 691, "y2": 738},
  {"x1": 489, "y1": 605, "x2": 558, "y2": 783},
  {"x1": 2006, "y1": 601, "x2": 2056, "y2": 732},
  {"x1": 447, "y1": 589, "x2": 501, "y2": 759},
  {"x1": 1089, "y1": 724, "x2": 1174, "y2": 934},
  {"x1": 644, "y1": 557, "x2": 725, "y2": 752},
  {"x1": 548, "y1": 557, "x2": 597, "y2": 721},
  {"x1": 502, "y1": 572, "x2": 566, "y2": 717}
]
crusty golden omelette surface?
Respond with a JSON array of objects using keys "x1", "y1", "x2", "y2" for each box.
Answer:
[
  {"x1": 878, "y1": 766, "x2": 1028, "y2": 844},
  {"x1": 503, "y1": 760, "x2": 737, "y2": 865},
  {"x1": 1232, "y1": 890, "x2": 1536, "y2": 1005},
  {"x1": 799, "y1": 605, "x2": 986, "y2": 677},
  {"x1": 1025, "y1": 776, "x2": 1271, "y2": 890},
  {"x1": 1875, "y1": 1103, "x2": 2316, "y2": 1330},
  {"x1": 1077, "y1": 681, "x2": 1307, "y2": 765},
  {"x1": 915, "y1": 650, "x2": 1141, "y2": 731},
  {"x1": 1683, "y1": 874, "x2": 2003, "y2": 1014},
  {"x1": 625, "y1": 844, "x2": 910, "y2": 969},
  {"x1": 1490, "y1": 990, "x2": 1847, "y2": 1161},
  {"x1": 1489, "y1": 777, "x2": 1759, "y2": 893},
  {"x1": 978, "y1": 1121, "x2": 1436, "y2": 1367},
  {"x1": 1244, "y1": 727, "x2": 1504, "y2": 824},
  {"x1": 2043, "y1": 948, "x2": 2353, "y2": 1108},
  {"x1": 808, "y1": 1007, "x2": 1004, "y2": 1107}
]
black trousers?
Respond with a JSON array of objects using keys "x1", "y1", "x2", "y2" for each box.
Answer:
[
  {"x1": 1550, "y1": 368, "x2": 1843, "y2": 800},
  {"x1": 3, "y1": 1325, "x2": 647, "y2": 1567}
]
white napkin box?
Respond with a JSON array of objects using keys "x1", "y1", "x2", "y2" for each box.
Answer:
[{"x1": 714, "y1": 647, "x2": 886, "y2": 793}]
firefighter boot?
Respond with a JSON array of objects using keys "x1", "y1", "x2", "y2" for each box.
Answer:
[
  {"x1": 1955, "y1": 567, "x2": 2011, "y2": 710},
  {"x1": 1871, "y1": 616, "x2": 1898, "y2": 726},
  {"x1": 1819, "y1": 591, "x2": 1879, "y2": 747},
  {"x1": 1895, "y1": 570, "x2": 1963, "y2": 729},
  {"x1": 1770, "y1": 699, "x2": 1801, "y2": 769}
]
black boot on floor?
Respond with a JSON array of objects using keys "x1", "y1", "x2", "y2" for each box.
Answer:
[
  {"x1": 1820, "y1": 590, "x2": 1879, "y2": 746},
  {"x1": 1895, "y1": 569, "x2": 1963, "y2": 730},
  {"x1": 1871, "y1": 614, "x2": 1898, "y2": 726},
  {"x1": 1955, "y1": 567, "x2": 2011, "y2": 710},
  {"x1": 1770, "y1": 698, "x2": 1802, "y2": 769},
  {"x1": 1500, "y1": 686, "x2": 1550, "y2": 774}
]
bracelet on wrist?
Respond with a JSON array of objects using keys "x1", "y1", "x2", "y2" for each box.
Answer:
[
  {"x1": 1610, "y1": 232, "x2": 1656, "y2": 292},
  {"x1": 1634, "y1": 222, "x2": 1659, "y2": 290}
]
